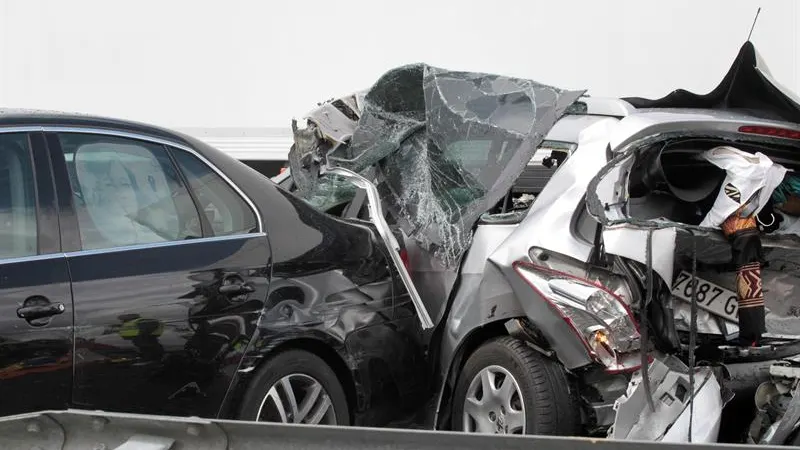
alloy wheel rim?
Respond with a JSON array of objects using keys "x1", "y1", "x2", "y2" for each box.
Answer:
[
  {"x1": 256, "y1": 373, "x2": 336, "y2": 425},
  {"x1": 463, "y1": 365, "x2": 525, "y2": 434}
]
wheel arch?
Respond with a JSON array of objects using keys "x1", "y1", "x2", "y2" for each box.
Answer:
[
  {"x1": 263, "y1": 338, "x2": 358, "y2": 421},
  {"x1": 223, "y1": 335, "x2": 358, "y2": 424}
]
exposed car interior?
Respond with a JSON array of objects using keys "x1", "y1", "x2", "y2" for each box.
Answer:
[
  {"x1": 627, "y1": 137, "x2": 800, "y2": 228},
  {"x1": 63, "y1": 137, "x2": 202, "y2": 249},
  {"x1": 293, "y1": 138, "x2": 574, "y2": 233},
  {"x1": 616, "y1": 135, "x2": 800, "y2": 353}
]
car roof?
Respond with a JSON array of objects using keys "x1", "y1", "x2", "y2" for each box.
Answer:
[
  {"x1": 607, "y1": 108, "x2": 800, "y2": 150},
  {"x1": 0, "y1": 108, "x2": 195, "y2": 147},
  {"x1": 632, "y1": 107, "x2": 800, "y2": 126},
  {"x1": 0, "y1": 107, "x2": 274, "y2": 198}
]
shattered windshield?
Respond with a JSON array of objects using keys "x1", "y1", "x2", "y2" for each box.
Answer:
[{"x1": 290, "y1": 63, "x2": 583, "y2": 267}]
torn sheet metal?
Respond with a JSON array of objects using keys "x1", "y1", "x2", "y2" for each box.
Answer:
[
  {"x1": 749, "y1": 356, "x2": 800, "y2": 445},
  {"x1": 305, "y1": 91, "x2": 367, "y2": 145},
  {"x1": 672, "y1": 300, "x2": 730, "y2": 336},
  {"x1": 610, "y1": 355, "x2": 726, "y2": 443},
  {"x1": 290, "y1": 64, "x2": 584, "y2": 268}
]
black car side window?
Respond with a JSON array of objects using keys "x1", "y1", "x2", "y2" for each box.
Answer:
[
  {"x1": 171, "y1": 150, "x2": 257, "y2": 237},
  {"x1": 0, "y1": 133, "x2": 37, "y2": 258},
  {"x1": 58, "y1": 134, "x2": 202, "y2": 250}
]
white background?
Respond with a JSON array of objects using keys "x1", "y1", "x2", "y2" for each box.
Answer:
[{"x1": 1, "y1": 0, "x2": 798, "y2": 158}]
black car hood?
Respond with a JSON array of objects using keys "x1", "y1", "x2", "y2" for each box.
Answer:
[
  {"x1": 289, "y1": 63, "x2": 583, "y2": 268},
  {"x1": 624, "y1": 41, "x2": 800, "y2": 123}
]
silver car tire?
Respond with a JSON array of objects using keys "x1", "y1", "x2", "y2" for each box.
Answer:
[{"x1": 451, "y1": 336, "x2": 581, "y2": 435}]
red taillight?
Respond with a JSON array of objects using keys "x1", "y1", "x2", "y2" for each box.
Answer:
[
  {"x1": 739, "y1": 125, "x2": 800, "y2": 140},
  {"x1": 399, "y1": 248, "x2": 411, "y2": 272},
  {"x1": 513, "y1": 262, "x2": 641, "y2": 373}
]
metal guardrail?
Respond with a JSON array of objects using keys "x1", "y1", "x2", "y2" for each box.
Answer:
[{"x1": 0, "y1": 409, "x2": 786, "y2": 450}]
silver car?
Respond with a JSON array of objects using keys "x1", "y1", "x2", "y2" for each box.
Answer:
[{"x1": 275, "y1": 41, "x2": 800, "y2": 444}]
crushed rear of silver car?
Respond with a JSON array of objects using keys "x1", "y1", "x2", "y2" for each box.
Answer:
[{"x1": 276, "y1": 41, "x2": 800, "y2": 445}]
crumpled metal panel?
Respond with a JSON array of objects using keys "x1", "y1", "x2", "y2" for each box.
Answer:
[
  {"x1": 747, "y1": 357, "x2": 800, "y2": 445},
  {"x1": 305, "y1": 92, "x2": 366, "y2": 145},
  {"x1": 610, "y1": 356, "x2": 725, "y2": 443},
  {"x1": 291, "y1": 64, "x2": 584, "y2": 267}
]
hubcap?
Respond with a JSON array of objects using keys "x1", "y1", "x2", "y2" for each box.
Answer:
[
  {"x1": 257, "y1": 374, "x2": 336, "y2": 425},
  {"x1": 463, "y1": 365, "x2": 525, "y2": 434}
]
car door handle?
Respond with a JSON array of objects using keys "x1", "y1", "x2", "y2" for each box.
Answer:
[
  {"x1": 219, "y1": 282, "x2": 255, "y2": 296},
  {"x1": 17, "y1": 303, "x2": 66, "y2": 320}
]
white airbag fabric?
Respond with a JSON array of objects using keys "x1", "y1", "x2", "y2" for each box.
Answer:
[{"x1": 699, "y1": 146, "x2": 787, "y2": 228}]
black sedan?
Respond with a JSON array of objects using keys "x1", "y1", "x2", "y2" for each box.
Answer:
[{"x1": 0, "y1": 109, "x2": 431, "y2": 427}]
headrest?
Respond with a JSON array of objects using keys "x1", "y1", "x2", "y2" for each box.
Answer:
[{"x1": 630, "y1": 144, "x2": 725, "y2": 203}]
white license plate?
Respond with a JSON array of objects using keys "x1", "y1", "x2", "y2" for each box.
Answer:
[{"x1": 671, "y1": 271, "x2": 739, "y2": 323}]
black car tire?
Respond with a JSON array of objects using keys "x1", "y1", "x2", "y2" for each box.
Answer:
[
  {"x1": 452, "y1": 336, "x2": 580, "y2": 435},
  {"x1": 239, "y1": 349, "x2": 350, "y2": 426}
]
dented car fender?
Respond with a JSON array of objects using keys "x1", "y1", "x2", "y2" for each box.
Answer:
[
  {"x1": 517, "y1": 117, "x2": 622, "y2": 264},
  {"x1": 215, "y1": 184, "x2": 430, "y2": 426}
]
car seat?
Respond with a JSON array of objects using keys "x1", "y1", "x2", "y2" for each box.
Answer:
[{"x1": 74, "y1": 144, "x2": 168, "y2": 248}]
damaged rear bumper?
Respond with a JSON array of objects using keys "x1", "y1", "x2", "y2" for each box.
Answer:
[{"x1": 610, "y1": 355, "x2": 731, "y2": 443}]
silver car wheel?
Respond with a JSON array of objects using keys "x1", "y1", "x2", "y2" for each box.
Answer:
[
  {"x1": 462, "y1": 365, "x2": 525, "y2": 434},
  {"x1": 256, "y1": 373, "x2": 336, "y2": 425}
]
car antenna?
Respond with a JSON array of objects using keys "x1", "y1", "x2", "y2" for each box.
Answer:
[{"x1": 747, "y1": 6, "x2": 762, "y2": 41}]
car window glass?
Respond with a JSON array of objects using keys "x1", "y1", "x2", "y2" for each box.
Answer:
[
  {"x1": 0, "y1": 133, "x2": 37, "y2": 258},
  {"x1": 514, "y1": 141, "x2": 576, "y2": 194},
  {"x1": 59, "y1": 134, "x2": 202, "y2": 250},
  {"x1": 171, "y1": 150, "x2": 257, "y2": 237},
  {"x1": 444, "y1": 140, "x2": 493, "y2": 174}
]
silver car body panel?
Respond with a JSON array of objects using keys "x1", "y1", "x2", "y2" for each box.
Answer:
[
  {"x1": 576, "y1": 97, "x2": 637, "y2": 118},
  {"x1": 438, "y1": 223, "x2": 523, "y2": 368},
  {"x1": 509, "y1": 116, "x2": 621, "y2": 263},
  {"x1": 608, "y1": 109, "x2": 800, "y2": 156},
  {"x1": 602, "y1": 226, "x2": 677, "y2": 291}
]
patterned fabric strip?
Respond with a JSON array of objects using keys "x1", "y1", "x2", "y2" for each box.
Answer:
[
  {"x1": 736, "y1": 262, "x2": 764, "y2": 309},
  {"x1": 721, "y1": 214, "x2": 757, "y2": 238}
]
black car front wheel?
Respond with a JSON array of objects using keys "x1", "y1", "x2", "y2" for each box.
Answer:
[
  {"x1": 239, "y1": 349, "x2": 350, "y2": 426},
  {"x1": 452, "y1": 336, "x2": 581, "y2": 435}
]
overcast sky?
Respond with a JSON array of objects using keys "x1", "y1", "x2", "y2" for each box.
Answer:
[{"x1": 1, "y1": 0, "x2": 798, "y2": 129}]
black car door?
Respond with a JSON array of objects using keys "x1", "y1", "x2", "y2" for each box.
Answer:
[
  {"x1": 46, "y1": 130, "x2": 270, "y2": 417},
  {"x1": 0, "y1": 131, "x2": 73, "y2": 416}
]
